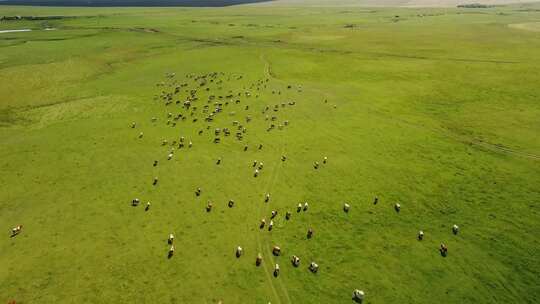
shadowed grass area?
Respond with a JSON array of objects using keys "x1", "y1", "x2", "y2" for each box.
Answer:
[{"x1": 0, "y1": 2, "x2": 539, "y2": 304}]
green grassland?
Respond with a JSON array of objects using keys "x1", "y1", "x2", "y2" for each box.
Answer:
[{"x1": 1, "y1": 2, "x2": 540, "y2": 303}]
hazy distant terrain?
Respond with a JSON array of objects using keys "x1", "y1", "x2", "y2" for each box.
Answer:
[
  {"x1": 0, "y1": 0, "x2": 271, "y2": 7},
  {"x1": 1, "y1": 0, "x2": 539, "y2": 6},
  {"x1": 255, "y1": 0, "x2": 540, "y2": 7}
]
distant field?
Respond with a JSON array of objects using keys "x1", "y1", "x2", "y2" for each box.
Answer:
[
  {"x1": 2, "y1": 0, "x2": 540, "y2": 7},
  {"x1": 0, "y1": 0, "x2": 272, "y2": 7},
  {"x1": 509, "y1": 21, "x2": 540, "y2": 31},
  {"x1": 1, "y1": 2, "x2": 539, "y2": 304},
  {"x1": 253, "y1": 0, "x2": 540, "y2": 7}
]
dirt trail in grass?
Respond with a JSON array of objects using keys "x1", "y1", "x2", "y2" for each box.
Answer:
[
  {"x1": 250, "y1": 66, "x2": 292, "y2": 301},
  {"x1": 266, "y1": 150, "x2": 292, "y2": 304},
  {"x1": 460, "y1": 137, "x2": 540, "y2": 160},
  {"x1": 255, "y1": 143, "x2": 291, "y2": 304}
]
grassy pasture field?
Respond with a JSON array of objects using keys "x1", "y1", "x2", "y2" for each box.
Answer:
[{"x1": 1, "y1": 2, "x2": 540, "y2": 303}]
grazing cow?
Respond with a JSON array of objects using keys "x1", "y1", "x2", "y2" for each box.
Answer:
[
  {"x1": 309, "y1": 262, "x2": 319, "y2": 273},
  {"x1": 271, "y1": 210, "x2": 277, "y2": 219},
  {"x1": 268, "y1": 220, "x2": 274, "y2": 231},
  {"x1": 253, "y1": 160, "x2": 258, "y2": 167},
  {"x1": 291, "y1": 255, "x2": 300, "y2": 267},
  {"x1": 168, "y1": 153, "x2": 173, "y2": 160},
  {"x1": 131, "y1": 122, "x2": 136, "y2": 128},
  {"x1": 139, "y1": 132, "x2": 144, "y2": 138},
  {"x1": 168, "y1": 234, "x2": 174, "y2": 244},
  {"x1": 452, "y1": 224, "x2": 459, "y2": 235},
  {"x1": 145, "y1": 202, "x2": 151, "y2": 211},
  {"x1": 440, "y1": 243, "x2": 448, "y2": 257},
  {"x1": 260, "y1": 219, "x2": 266, "y2": 229},
  {"x1": 254, "y1": 169, "x2": 259, "y2": 177},
  {"x1": 344, "y1": 203, "x2": 350, "y2": 213},
  {"x1": 258, "y1": 163, "x2": 264, "y2": 170},
  {"x1": 352, "y1": 290, "x2": 365, "y2": 303},
  {"x1": 314, "y1": 162, "x2": 319, "y2": 169},
  {"x1": 418, "y1": 230, "x2": 424, "y2": 240},
  {"x1": 323, "y1": 156, "x2": 328, "y2": 164},
  {"x1": 373, "y1": 197, "x2": 378, "y2": 205},
  {"x1": 274, "y1": 264, "x2": 280, "y2": 277},
  {"x1": 236, "y1": 246, "x2": 243, "y2": 258},
  {"x1": 307, "y1": 228, "x2": 313, "y2": 239},
  {"x1": 281, "y1": 155, "x2": 286, "y2": 162},
  {"x1": 228, "y1": 200, "x2": 235, "y2": 208},
  {"x1": 188, "y1": 141, "x2": 193, "y2": 148},
  {"x1": 195, "y1": 188, "x2": 201, "y2": 196},
  {"x1": 285, "y1": 212, "x2": 291, "y2": 220},
  {"x1": 256, "y1": 253, "x2": 263, "y2": 266},
  {"x1": 259, "y1": 144, "x2": 263, "y2": 150},
  {"x1": 11, "y1": 225, "x2": 22, "y2": 237},
  {"x1": 132, "y1": 198, "x2": 140, "y2": 206},
  {"x1": 394, "y1": 203, "x2": 401, "y2": 212},
  {"x1": 168, "y1": 245, "x2": 175, "y2": 257},
  {"x1": 272, "y1": 246, "x2": 281, "y2": 256},
  {"x1": 162, "y1": 139, "x2": 168, "y2": 146},
  {"x1": 153, "y1": 160, "x2": 158, "y2": 167},
  {"x1": 206, "y1": 202, "x2": 213, "y2": 212},
  {"x1": 244, "y1": 145, "x2": 248, "y2": 151},
  {"x1": 153, "y1": 177, "x2": 158, "y2": 186},
  {"x1": 265, "y1": 193, "x2": 270, "y2": 202},
  {"x1": 303, "y1": 202, "x2": 309, "y2": 211},
  {"x1": 297, "y1": 203, "x2": 302, "y2": 213}
]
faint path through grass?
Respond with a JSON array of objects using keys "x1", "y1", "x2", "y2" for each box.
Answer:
[{"x1": 251, "y1": 91, "x2": 291, "y2": 303}]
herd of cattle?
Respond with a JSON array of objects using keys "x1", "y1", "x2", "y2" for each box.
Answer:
[
  {"x1": 131, "y1": 71, "x2": 460, "y2": 303},
  {"x1": 6, "y1": 71, "x2": 460, "y2": 303}
]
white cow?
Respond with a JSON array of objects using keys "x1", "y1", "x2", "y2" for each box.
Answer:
[
  {"x1": 291, "y1": 255, "x2": 300, "y2": 267},
  {"x1": 352, "y1": 289, "x2": 365, "y2": 303},
  {"x1": 309, "y1": 262, "x2": 319, "y2": 273},
  {"x1": 11, "y1": 225, "x2": 22, "y2": 236},
  {"x1": 452, "y1": 224, "x2": 459, "y2": 235}
]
